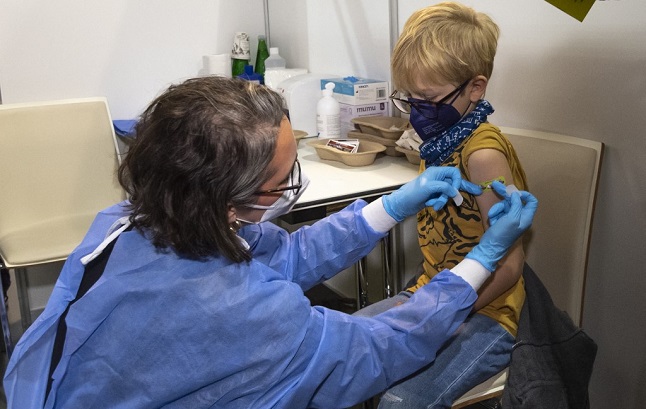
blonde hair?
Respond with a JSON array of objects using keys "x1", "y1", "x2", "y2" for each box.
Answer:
[{"x1": 392, "y1": 1, "x2": 499, "y2": 94}]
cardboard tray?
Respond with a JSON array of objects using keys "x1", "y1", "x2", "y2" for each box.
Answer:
[
  {"x1": 351, "y1": 116, "x2": 412, "y2": 140},
  {"x1": 293, "y1": 129, "x2": 308, "y2": 145},
  {"x1": 308, "y1": 139, "x2": 386, "y2": 167},
  {"x1": 347, "y1": 130, "x2": 404, "y2": 157},
  {"x1": 395, "y1": 146, "x2": 422, "y2": 165}
]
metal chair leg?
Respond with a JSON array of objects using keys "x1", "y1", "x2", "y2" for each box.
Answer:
[
  {"x1": 15, "y1": 267, "x2": 32, "y2": 331},
  {"x1": 356, "y1": 257, "x2": 369, "y2": 309},
  {"x1": 0, "y1": 272, "x2": 13, "y2": 358},
  {"x1": 381, "y1": 232, "x2": 394, "y2": 299}
]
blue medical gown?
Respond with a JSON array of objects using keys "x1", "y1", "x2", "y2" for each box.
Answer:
[{"x1": 4, "y1": 200, "x2": 476, "y2": 409}]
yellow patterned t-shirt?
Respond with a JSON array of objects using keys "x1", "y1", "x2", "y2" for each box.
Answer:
[{"x1": 407, "y1": 123, "x2": 528, "y2": 336}]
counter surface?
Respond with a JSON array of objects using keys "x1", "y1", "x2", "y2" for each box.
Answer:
[{"x1": 294, "y1": 140, "x2": 419, "y2": 211}]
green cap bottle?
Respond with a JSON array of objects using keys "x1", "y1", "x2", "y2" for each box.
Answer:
[{"x1": 255, "y1": 35, "x2": 270, "y2": 81}]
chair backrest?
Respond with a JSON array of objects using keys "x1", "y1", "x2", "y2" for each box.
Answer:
[
  {"x1": 501, "y1": 127, "x2": 603, "y2": 326},
  {"x1": 0, "y1": 98, "x2": 125, "y2": 268}
]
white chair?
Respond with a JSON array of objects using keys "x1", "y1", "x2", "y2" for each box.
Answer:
[
  {"x1": 452, "y1": 127, "x2": 603, "y2": 408},
  {"x1": 0, "y1": 98, "x2": 126, "y2": 355}
]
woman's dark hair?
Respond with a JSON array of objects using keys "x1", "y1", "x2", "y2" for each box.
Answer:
[{"x1": 118, "y1": 76, "x2": 285, "y2": 262}]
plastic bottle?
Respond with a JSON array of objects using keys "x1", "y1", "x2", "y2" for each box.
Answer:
[
  {"x1": 317, "y1": 82, "x2": 341, "y2": 139},
  {"x1": 231, "y1": 32, "x2": 250, "y2": 77},
  {"x1": 264, "y1": 47, "x2": 287, "y2": 70},
  {"x1": 254, "y1": 35, "x2": 269, "y2": 83},
  {"x1": 237, "y1": 65, "x2": 263, "y2": 84}
]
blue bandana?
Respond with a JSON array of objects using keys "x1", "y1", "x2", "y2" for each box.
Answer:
[{"x1": 419, "y1": 100, "x2": 494, "y2": 167}]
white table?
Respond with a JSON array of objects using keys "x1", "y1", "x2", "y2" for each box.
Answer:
[
  {"x1": 282, "y1": 140, "x2": 421, "y2": 307},
  {"x1": 290, "y1": 140, "x2": 419, "y2": 216}
]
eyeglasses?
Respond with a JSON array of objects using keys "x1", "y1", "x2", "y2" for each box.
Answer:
[
  {"x1": 389, "y1": 79, "x2": 470, "y2": 120},
  {"x1": 255, "y1": 159, "x2": 302, "y2": 195}
]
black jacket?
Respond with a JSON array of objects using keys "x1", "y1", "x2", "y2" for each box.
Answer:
[{"x1": 502, "y1": 264, "x2": 597, "y2": 408}]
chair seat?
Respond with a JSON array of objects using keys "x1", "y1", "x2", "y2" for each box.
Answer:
[
  {"x1": 452, "y1": 369, "x2": 507, "y2": 408},
  {"x1": 0, "y1": 212, "x2": 98, "y2": 268}
]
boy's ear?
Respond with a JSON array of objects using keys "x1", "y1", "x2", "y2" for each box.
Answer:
[{"x1": 469, "y1": 75, "x2": 488, "y2": 102}]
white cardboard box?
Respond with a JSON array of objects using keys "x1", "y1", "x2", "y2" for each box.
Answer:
[
  {"x1": 340, "y1": 101, "x2": 389, "y2": 137},
  {"x1": 321, "y1": 77, "x2": 389, "y2": 105}
]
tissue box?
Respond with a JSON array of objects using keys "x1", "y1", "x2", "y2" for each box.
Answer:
[
  {"x1": 321, "y1": 76, "x2": 389, "y2": 105},
  {"x1": 339, "y1": 101, "x2": 389, "y2": 137}
]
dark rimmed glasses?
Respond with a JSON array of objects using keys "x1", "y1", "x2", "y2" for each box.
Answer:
[
  {"x1": 389, "y1": 79, "x2": 470, "y2": 120},
  {"x1": 255, "y1": 159, "x2": 302, "y2": 195}
]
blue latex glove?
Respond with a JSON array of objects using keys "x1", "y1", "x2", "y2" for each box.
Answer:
[
  {"x1": 465, "y1": 181, "x2": 538, "y2": 271},
  {"x1": 382, "y1": 166, "x2": 482, "y2": 222}
]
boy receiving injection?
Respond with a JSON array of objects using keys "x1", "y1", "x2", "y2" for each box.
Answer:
[{"x1": 355, "y1": 2, "x2": 529, "y2": 407}]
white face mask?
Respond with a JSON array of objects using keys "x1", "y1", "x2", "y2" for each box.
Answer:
[{"x1": 238, "y1": 173, "x2": 310, "y2": 224}]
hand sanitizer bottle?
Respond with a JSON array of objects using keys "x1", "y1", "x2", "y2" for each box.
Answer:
[{"x1": 317, "y1": 82, "x2": 340, "y2": 139}]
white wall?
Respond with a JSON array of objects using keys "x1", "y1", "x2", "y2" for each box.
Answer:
[
  {"x1": 396, "y1": 1, "x2": 646, "y2": 407},
  {"x1": 0, "y1": 0, "x2": 267, "y2": 119},
  {"x1": 0, "y1": 0, "x2": 268, "y2": 331},
  {"x1": 269, "y1": 0, "x2": 393, "y2": 82}
]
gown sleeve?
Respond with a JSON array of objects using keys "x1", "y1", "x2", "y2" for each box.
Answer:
[
  {"x1": 285, "y1": 269, "x2": 476, "y2": 408},
  {"x1": 241, "y1": 201, "x2": 477, "y2": 406},
  {"x1": 243, "y1": 200, "x2": 386, "y2": 291}
]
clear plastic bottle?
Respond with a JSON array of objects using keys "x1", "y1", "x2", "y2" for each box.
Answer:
[
  {"x1": 264, "y1": 47, "x2": 287, "y2": 70},
  {"x1": 317, "y1": 82, "x2": 340, "y2": 139}
]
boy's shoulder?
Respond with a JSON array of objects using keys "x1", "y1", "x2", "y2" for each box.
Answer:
[
  {"x1": 470, "y1": 122, "x2": 504, "y2": 140},
  {"x1": 467, "y1": 122, "x2": 509, "y2": 145},
  {"x1": 462, "y1": 122, "x2": 515, "y2": 157}
]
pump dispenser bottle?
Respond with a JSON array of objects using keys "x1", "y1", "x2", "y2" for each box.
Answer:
[{"x1": 317, "y1": 82, "x2": 341, "y2": 139}]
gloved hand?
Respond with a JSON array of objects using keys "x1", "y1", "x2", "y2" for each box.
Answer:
[
  {"x1": 465, "y1": 181, "x2": 538, "y2": 271},
  {"x1": 382, "y1": 166, "x2": 482, "y2": 222}
]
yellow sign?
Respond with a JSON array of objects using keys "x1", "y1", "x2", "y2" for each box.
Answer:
[{"x1": 545, "y1": 0, "x2": 597, "y2": 22}]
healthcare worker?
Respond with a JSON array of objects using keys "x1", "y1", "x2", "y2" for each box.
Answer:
[{"x1": 4, "y1": 76, "x2": 538, "y2": 409}]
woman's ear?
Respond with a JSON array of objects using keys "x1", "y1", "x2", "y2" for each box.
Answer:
[
  {"x1": 228, "y1": 204, "x2": 237, "y2": 225},
  {"x1": 468, "y1": 75, "x2": 489, "y2": 103}
]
